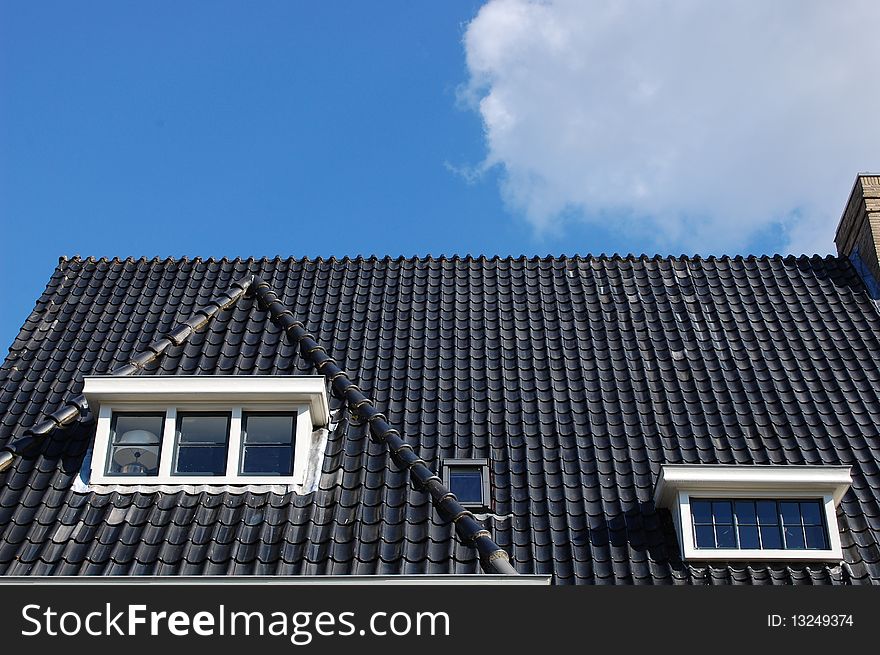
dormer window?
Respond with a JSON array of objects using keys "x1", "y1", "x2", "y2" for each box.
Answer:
[
  {"x1": 654, "y1": 465, "x2": 852, "y2": 561},
  {"x1": 83, "y1": 376, "x2": 329, "y2": 488}
]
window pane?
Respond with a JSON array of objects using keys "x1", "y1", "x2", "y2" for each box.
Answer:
[
  {"x1": 734, "y1": 500, "x2": 757, "y2": 525},
  {"x1": 712, "y1": 501, "x2": 733, "y2": 524},
  {"x1": 107, "y1": 413, "x2": 164, "y2": 475},
  {"x1": 715, "y1": 524, "x2": 736, "y2": 548},
  {"x1": 800, "y1": 501, "x2": 823, "y2": 526},
  {"x1": 243, "y1": 414, "x2": 296, "y2": 444},
  {"x1": 695, "y1": 525, "x2": 715, "y2": 548},
  {"x1": 174, "y1": 413, "x2": 229, "y2": 475},
  {"x1": 738, "y1": 525, "x2": 760, "y2": 549},
  {"x1": 691, "y1": 500, "x2": 712, "y2": 524},
  {"x1": 757, "y1": 501, "x2": 779, "y2": 525},
  {"x1": 780, "y1": 501, "x2": 801, "y2": 525},
  {"x1": 805, "y1": 526, "x2": 828, "y2": 550},
  {"x1": 784, "y1": 525, "x2": 806, "y2": 549},
  {"x1": 760, "y1": 525, "x2": 783, "y2": 549},
  {"x1": 449, "y1": 468, "x2": 484, "y2": 504},
  {"x1": 177, "y1": 415, "x2": 229, "y2": 444},
  {"x1": 241, "y1": 445, "x2": 293, "y2": 476},
  {"x1": 113, "y1": 415, "x2": 164, "y2": 443},
  {"x1": 175, "y1": 446, "x2": 227, "y2": 475}
]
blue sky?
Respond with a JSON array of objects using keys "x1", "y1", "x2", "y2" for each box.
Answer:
[{"x1": 2, "y1": 1, "x2": 879, "y2": 351}]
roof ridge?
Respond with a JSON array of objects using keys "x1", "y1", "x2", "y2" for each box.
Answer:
[{"x1": 58, "y1": 252, "x2": 848, "y2": 266}]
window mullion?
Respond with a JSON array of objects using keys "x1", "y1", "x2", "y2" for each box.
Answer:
[
  {"x1": 292, "y1": 405, "x2": 311, "y2": 485},
  {"x1": 158, "y1": 407, "x2": 177, "y2": 478},
  {"x1": 733, "y1": 504, "x2": 740, "y2": 549},
  {"x1": 227, "y1": 407, "x2": 243, "y2": 477},
  {"x1": 777, "y1": 500, "x2": 787, "y2": 549},
  {"x1": 711, "y1": 509, "x2": 717, "y2": 549},
  {"x1": 800, "y1": 508, "x2": 809, "y2": 549},
  {"x1": 94, "y1": 404, "x2": 114, "y2": 477},
  {"x1": 756, "y1": 503, "x2": 764, "y2": 549}
]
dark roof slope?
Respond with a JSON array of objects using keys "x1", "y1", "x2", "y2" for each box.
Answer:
[{"x1": 1, "y1": 254, "x2": 880, "y2": 583}]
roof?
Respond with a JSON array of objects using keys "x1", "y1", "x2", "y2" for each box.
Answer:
[{"x1": 1, "y1": 254, "x2": 880, "y2": 583}]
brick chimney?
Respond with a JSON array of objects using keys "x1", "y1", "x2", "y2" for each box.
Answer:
[{"x1": 835, "y1": 174, "x2": 880, "y2": 299}]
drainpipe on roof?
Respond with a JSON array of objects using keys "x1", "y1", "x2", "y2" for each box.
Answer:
[{"x1": 250, "y1": 276, "x2": 518, "y2": 575}]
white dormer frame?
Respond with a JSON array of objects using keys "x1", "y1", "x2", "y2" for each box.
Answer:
[
  {"x1": 654, "y1": 465, "x2": 852, "y2": 562},
  {"x1": 83, "y1": 375, "x2": 330, "y2": 486}
]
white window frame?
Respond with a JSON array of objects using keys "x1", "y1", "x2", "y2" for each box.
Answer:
[
  {"x1": 654, "y1": 465, "x2": 851, "y2": 562},
  {"x1": 83, "y1": 375, "x2": 329, "y2": 485}
]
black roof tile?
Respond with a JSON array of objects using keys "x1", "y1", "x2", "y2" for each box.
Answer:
[{"x1": 1, "y1": 255, "x2": 879, "y2": 583}]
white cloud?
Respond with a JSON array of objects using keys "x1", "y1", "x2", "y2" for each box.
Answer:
[{"x1": 461, "y1": 0, "x2": 880, "y2": 254}]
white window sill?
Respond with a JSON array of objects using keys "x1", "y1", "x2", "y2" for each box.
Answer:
[
  {"x1": 93, "y1": 474, "x2": 301, "y2": 486},
  {"x1": 682, "y1": 548, "x2": 842, "y2": 561}
]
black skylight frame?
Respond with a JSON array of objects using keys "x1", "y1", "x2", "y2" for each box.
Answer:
[{"x1": 442, "y1": 459, "x2": 491, "y2": 510}]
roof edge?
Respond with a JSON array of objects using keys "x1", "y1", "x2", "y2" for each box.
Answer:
[{"x1": 55, "y1": 253, "x2": 848, "y2": 266}]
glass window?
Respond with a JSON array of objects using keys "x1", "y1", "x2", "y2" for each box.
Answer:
[
  {"x1": 738, "y1": 524, "x2": 760, "y2": 549},
  {"x1": 715, "y1": 524, "x2": 737, "y2": 548},
  {"x1": 800, "y1": 501, "x2": 823, "y2": 526},
  {"x1": 695, "y1": 525, "x2": 715, "y2": 548},
  {"x1": 780, "y1": 501, "x2": 801, "y2": 525},
  {"x1": 692, "y1": 499, "x2": 712, "y2": 524},
  {"x1": 756, "y1": 500, "x2": 778, "y2": 525},
  {"x1": 691, "y1": 498, "x2": 828, "y2": 551},
  {"x1": 805, "y1": 526, "x2": 828, "y2": 549},
  {"x1": 107, "y1": 413, "x2": 164, "y2": 476},
  {"x1": 734, "y1": 500, "x2": 757, "y2": 524},
  {"x1": 173, "y1": 413, "x2": 230, "y2": 475},
  {"x1": 448, "y1": 466, "x2": 485, "y2": 505},
  {"x1": 784, "y1": 525, "x2": 806, "y2": 549},
  {"x1": 760, "y1": 524, "x2": 784, "y2": 549},
  {"x1": 712, "y1": 501, "x2": 733, "y2": 524},
  {"x1": 240, "y1": 413, "x2": 296, "y2": 476}
]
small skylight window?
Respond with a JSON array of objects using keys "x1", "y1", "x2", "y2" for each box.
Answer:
[{"x1": 443, "y1": 459, "x2": 490, "y2": 509}]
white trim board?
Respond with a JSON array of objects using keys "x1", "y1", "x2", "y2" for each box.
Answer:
[
  {"x1": 83, "y1": 375, "x2": 330, "y2": 427},
  {"x1": 653, "y1": 464, "x2": 853, "y2": 508}
]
